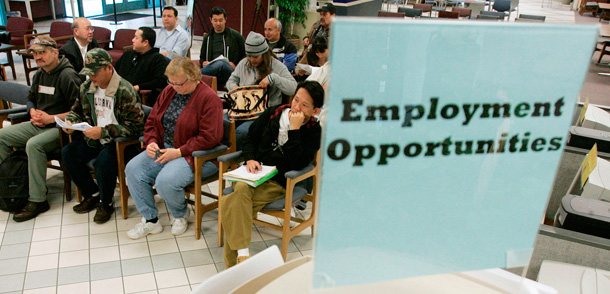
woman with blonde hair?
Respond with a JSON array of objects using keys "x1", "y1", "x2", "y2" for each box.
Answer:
[{"x1": 125, "y1": 57, "x2": 224, "y2": 239}]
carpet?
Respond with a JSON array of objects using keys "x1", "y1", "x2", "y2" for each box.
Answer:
[{"x1": 92, "y1": 13, "x2": 152, "y2": 22}]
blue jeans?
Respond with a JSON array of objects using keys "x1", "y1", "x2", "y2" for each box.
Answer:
[
  {"x1": 200, "y1": 60, "x2": 233, "y2": 86},
  {"x1": 125, "y1": 150, "x2": 219, "y2": 220}
]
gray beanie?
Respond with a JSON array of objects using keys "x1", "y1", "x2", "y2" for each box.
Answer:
[{"x1": 245, "y1": 32, "x2": 269, "y2": 56}]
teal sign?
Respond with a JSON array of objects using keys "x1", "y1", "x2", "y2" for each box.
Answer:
[{"x1": 314, "y1": 19, "x2": 598, "y2": 289}]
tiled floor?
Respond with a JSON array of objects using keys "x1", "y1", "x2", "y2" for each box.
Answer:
[{"x1": 0, "y1": 2, "x2": 580, "y2": 293}]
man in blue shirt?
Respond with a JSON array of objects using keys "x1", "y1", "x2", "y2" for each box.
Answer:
[{"x1": 156, "y1": 6, "x2": 190, "y2": 60}]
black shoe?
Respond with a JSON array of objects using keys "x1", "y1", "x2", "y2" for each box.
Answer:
[
  {"x1": 13, "y1": 201, "x2": 50, "y2": 222},
  {"x1": 295, "y1": 200, "x2": 308, "y2": 211},
  {"x1": 93, "y1": 203, "x2": 114, "y2": 224},
  {"x1": 73, "y1": 196, "x2": 100, "y2": 214}
]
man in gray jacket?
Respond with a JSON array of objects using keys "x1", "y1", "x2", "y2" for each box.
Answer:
[{"x1": 0, "y1": 36, "x2": 81, "y2": 222}]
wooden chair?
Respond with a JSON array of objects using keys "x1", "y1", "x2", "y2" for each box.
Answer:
[
  {"x1": 452, "y1": 7, "x2": 472, "y2": 18},
  {"x1": 580, "y1": 0, "x2": 599, "y2": 16},
  {"x1": 439, "y1": 10, "x2": 460, "y2": 18},
  {"x1": 217, "y1": 151, "x2": 321, "y2": 259},
  {"x1": 92, "y1": 26, "x2": 112, "y2": 50},
  {"x1": 49, "y1": 21, "x2": 73, "y2": 48},
  {"x1": 185, "y1": 119, "x2": 236, "y2": 239},
  {"x1": 108, "y1": 29, "x2": 136, "y2": 66},
  {"x1": 71, "y1": 105, "x2": 152, "y2": 218},
  {"x1": 414, "y1": 3, "x2": 434, "y2": 16},
  {"x1": 378, "y1": 10, "x2": 406, "y2": 17},
  {"x1": 2, "y1": 17, "x2": 35, "y2": 50}
]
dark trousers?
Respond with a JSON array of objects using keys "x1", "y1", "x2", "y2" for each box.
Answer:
[{"x1": 62, "y1": 138, "x2": 138, "y2": 205}]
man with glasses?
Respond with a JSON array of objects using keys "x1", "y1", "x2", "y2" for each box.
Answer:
[
  {"x1": 156, "y1": 6, "x2": 190, "y2": 60},
  {"x1": 116, "y1": 27, "x2": 168, "y2": 106},
  {"x1": 59, "y1": 17, "x2": 99, "y2": 80},
  {"x1": 61, "y1": 48, "x2": 144, "y2": 224},
  {"x1": 0, "y1": 36, "x2": 81, "y2": 222},
  {"x1": 300, "y1": 3, "x2": 336, "y2": 64}
]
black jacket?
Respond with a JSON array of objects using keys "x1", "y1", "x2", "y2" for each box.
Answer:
[
  {"x1": 199, "y1": 27, "x2": 246, "y2": 67},
  {"x1": 115, "y1": 48, "x2": 169, "y2": 106},
  {"x1": 242, "y1": 105, "x2": 321, "y2": 187},
  {"x1": 58, "y1": 37, "x2": 99, "y2": 77}
]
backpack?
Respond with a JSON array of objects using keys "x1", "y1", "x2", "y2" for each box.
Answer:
[
  {"x1": 225, "y1": 85, "x2": 269, "y2": 121},
  {"x1": 0, "y1": 149, "x2": 29, "y2": 212}
]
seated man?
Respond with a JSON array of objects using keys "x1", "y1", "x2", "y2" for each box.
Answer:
[
  {"x1": 61, "y1": 48, "x2": 144, "y2": 224},
  {"x1": 264, "y1": 18, "x2": 297, "y2": 73},
  {"x1": 199, "y1": 6, "x2": 246, "y2": 86},
  {"x1": 0, "y1": 36, "x2": 81, "y2": 222},
  {"x1": 59, "y1": 17, "x2": 99, "y2": 80},
  {"x1": 300, "y1": 3, "x2": 335, "y2": 64},
  {"x1": 116, "y1": 26, "x2": 169, "y2": 106},
  {"x1": 156, "y1": 6, "x2": 190, "y2": 60},
  {"x1": 220, "y1": 80, "x2": 324, "y2": 267}
]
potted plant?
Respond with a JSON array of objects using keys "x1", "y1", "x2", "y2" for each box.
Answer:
[{"x1": 276, "y1": 0, "x2": 309, "y2": 47}]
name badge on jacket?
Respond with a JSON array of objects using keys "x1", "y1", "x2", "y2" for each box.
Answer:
[{"x1": 38, "y1": 85, "x2": 55, "y2": 95}]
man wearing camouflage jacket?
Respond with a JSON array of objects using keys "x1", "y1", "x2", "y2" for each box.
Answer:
[{"x1": 61, "y1": 48, "x2": 144, "y2": 224}]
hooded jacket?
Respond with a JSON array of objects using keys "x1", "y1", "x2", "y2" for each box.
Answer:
[{"x1": 26, "y1": 56, "x2": 81, "y2": 126}]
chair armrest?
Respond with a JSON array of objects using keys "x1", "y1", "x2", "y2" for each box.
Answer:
[
  {"x1": 7, "y1": 111, "x2": 29, "y2": 120},
  {"x1": 192, "y1": 145, "x2": 228, "y2": 157},
  {"x1": 218, "y1": 151, "x2": 243, "y2": 163},
  {"x1": 113, "y1": 136, "x2": 140, "y2": 144},
  {"x1": 285, "y1": 164, "x2": 315, "y2": 179},
  {"x1": 122, "y1": 45, "x2": 133, "y2": 52},
  {"x1": 53, "y1": 35, "x2": 72, "y2": 42},
  {"x1": 0, "y1": 106, "x2": 27, "y2": 115},
  {"x1": 98, "y1": 39, "x2": 111, "y2": 48}
]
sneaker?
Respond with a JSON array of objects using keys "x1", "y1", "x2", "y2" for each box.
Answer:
[
  {"x1": 171, "y1": 209, "x2": 190, "y2": 236},
  {"x1": 73, "y1": 196, "x2": 100, "y2": 214},
  {"x1": 13, "y1": 201, "x2": 50, "y2": 222},
  {"x1": 127, "y1": 218, "x2": 163, "y2": 240},
  {"x1": 93, "y1": 203, "x2": 114, "y2": 224}
]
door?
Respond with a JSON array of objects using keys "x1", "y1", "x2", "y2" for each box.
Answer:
[{"x1": 105, "y1": 0, "x2": 148, "y2": 14}]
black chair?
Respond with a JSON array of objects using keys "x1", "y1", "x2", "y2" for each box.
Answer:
[
  {"x1": 518, "y1": 14, "x2": 545, "y2": 22},
  {"x1": 479, "y1": 11, "x2": 506, "y2": 20},
  {"x1": 398, "y1": 7, "x2": 423, "y2": 18},
  {"x1": 0, "y1": 81, "x2": 29, "y2": 127}
]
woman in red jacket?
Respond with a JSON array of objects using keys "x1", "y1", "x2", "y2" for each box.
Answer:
[{"x1": 125, "y1": 57, "x2": 224, "y2": 239}]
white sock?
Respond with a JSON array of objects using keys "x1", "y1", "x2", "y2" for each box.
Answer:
[{"x1": 237, "y1": 248, "x2": 250, "y2": 257}]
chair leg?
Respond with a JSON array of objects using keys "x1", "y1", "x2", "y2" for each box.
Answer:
[
  {"x1": 598, "y1": 43, "x2": 608, "y2": 63},
  {"x1": 121, "y1": 191, "x2": 129, "y2": 219},
  {"x1": 195, "y1": 192, "x2": 202, "y2": 240}
]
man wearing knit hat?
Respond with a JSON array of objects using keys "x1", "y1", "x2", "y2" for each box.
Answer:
[
  {"x1": 227, "y1": 31, "x2": 297, "y2": 150},
  {"x1": 61, "y1": 48, "x2": 144, "y2": 224},
  {"x1": 0, "y1": 35, "x2": 82, "y2": 222}
]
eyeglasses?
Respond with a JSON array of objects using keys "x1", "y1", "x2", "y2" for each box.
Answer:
[
  {"x1": 167, "y1": 78, "x2": 189, "y2": 87},
  {"x1": 83, "y1": 26, "x2": 95, "y2": 32}
]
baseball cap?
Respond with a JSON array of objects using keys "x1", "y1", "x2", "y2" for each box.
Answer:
[
  {"x1": 28, "y1": 36, "x2": 57, "y2": 52},
  {"x1": 80, "y1": 48, "x2": 113, "y2": 75},
  {"x1": 317, "y1": 3, "x2": 336, "y2": 14}
]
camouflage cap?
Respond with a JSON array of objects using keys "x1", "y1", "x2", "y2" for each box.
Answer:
[
  {"x1": 28, "y1": 36, "x2": 57, "y2": 52},
  {"x1": 80, "y1": 48, "x2": 113, "y2": 75}
]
